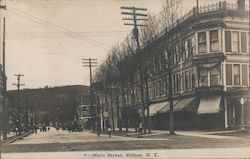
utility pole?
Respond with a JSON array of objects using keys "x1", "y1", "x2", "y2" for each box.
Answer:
[
  {"x1": 82, "y1": 58, "x2": 97, "y2": 132},
  {"x1": 2, "y1": 16, "x2": 7, "y2": 141},
  {"x1": 0, "y1": 5, "x2": 6, "y2": 159},
  {"x1": 13, "y1": 74, "x2": 25, "y2": 135},
  {"x1": 121, "y1": 6, "x2": 148, "y2": 134},
  {"x1": 196, "y1": 0, "x2": 199, "y2": 13}
]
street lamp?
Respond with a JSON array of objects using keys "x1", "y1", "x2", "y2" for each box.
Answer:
[{"x1": 240, "y1": 97, "x2": 245, "y2": 130}]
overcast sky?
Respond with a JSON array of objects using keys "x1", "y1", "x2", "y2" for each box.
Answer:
[{"x1": 0, "y1": 0, "x2": 240, "y2": 90}]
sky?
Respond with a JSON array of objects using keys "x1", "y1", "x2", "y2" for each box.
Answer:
[{"x1": 0, "y1": 0, "x2": 240, "y2": 90}]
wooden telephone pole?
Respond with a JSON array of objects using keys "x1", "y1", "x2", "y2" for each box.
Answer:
[
  {"x1": 121, "y1": 6, "x2": 149, "y2": 134},
  {"x1": 0, "y1": 4, "x2": 6, "y2": 159},
  {"x1": 82, "y1": 58, "x2": 97, "y2": 132},
  {"x1": 13, "y1": 74, "x2": 25, "y2": 135}
]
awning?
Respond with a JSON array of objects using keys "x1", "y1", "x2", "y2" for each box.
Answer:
[
  {"x1": 145, "y1": 102, "x2": 168, "y2": 116},
  {"x1": 174, "y1": 97, "x2": 197, "y2": 112},
  {"x1": 158, "y1": 97, "x2": 198, "y2": 113},
  {"x1": 158, "y1": 100, "x2": 178, "y2": 113},
  {"x1": 198, "y1": 96, "x2": 221, "y2": 114}
]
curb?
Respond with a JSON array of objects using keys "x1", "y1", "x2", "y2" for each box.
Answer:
[{"x1": 2, "y1": 132, "x2": 31, "y2": 145}]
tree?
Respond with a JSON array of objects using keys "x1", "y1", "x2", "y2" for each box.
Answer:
[{"x1": 161, "y1": 0, "x2": 182, "y2": 135}]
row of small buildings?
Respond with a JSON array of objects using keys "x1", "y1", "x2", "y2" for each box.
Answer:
[{"x1": 94, "y1": 1, "x2": 249, "y2": 131}]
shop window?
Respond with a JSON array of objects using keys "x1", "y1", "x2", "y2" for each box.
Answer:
[
  {"x1": 200, "y1": 70, "x2": 208, "y2": 86},
  {"x1": 242, "y1": 64, "x2": 247, "y2": 86},
  {"x1": 210, "y1": 67, "x2": 220, "y2": 86},
  {"x1": 233, "y1": 64, "x2": 240, "y2": 85},
  {"x1": 225, "y1": 31, "x2": 232, "y2": 52},
  {"x1": 226, "y1": 64, "x2": 232, "y2": 85},
  {"x1": 210, "y1": 30, "x2": 219, "y2": 52},
  {"x1": 232, "y1": 32, "x2": 239, "y2": 52},
  {"x1": 241, "y1": 32, "x2": 247, "y2": 53},
  {"x1": 198, "y1": 32, "x2": 206, "y2": 53}
]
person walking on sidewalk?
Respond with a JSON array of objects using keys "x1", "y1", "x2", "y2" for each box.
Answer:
[
  {"x1": 138, "y1": 122, "x2": 143, "y2": 137},
  {"x1": 107, "y1": 124, "x2": 112, "y2": 138}
]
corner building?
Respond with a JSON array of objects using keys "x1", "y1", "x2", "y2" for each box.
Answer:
[{"x1": 124, "y1": 1, "x2": 249, "y2": 130}]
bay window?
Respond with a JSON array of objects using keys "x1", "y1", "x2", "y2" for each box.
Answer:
[
  {"x1": 210, "y1": 30, "x2": 219, "y2": 52},
  {"x1": 232, "y1": 32, "x2": 239, "y2": 52},
  {"x1": 225, "y1": 31, "x2": 232, "y2": 52},
  {"x1": 226, "y1": 64, "x2": 232, "y2": 85},
  {"x1": 210, "y1": 67, "x2": 220, "y2": 86},
  {"x1": 200, "y1": 70, "x2": 208, "y2": 86},
  {"x1": 233, "y1": 64, "x2": 240, "y2": 85},
  {"x1": 198, "y1": 32, "x2": 206, "y2": 53}
]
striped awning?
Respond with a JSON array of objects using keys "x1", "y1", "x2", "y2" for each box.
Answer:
[
  {"x1": 158, "y1": 100, "x2": 178, "y2": 113},
  {"x1": 145, "y1": 102, "x2": 168, "y2": 116},
  {"x1": 198, "y1": 96, "x2": 221, "y2": 114},
  {"x1": 158, "y1": 97, "x2": 198, "y2": 113}
]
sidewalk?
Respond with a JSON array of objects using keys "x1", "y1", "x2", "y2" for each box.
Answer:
[
  {"x1": 1, "y1": 132, "x2": 31, "y2": 144},
  {"x1": 103, "y1": 128, "x2": 244, "y2": 139}
]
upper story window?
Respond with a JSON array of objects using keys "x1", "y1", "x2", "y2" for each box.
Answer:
[
  {"x1": 190, "y1": 37, "x2": 195, "y2": 56},
  {"x1": 191, "y1": 68, "x2": 196, "y2": 89},
  {"x1": 210, "y1": 30, "x2": 219, "y2": 52},
  {"x1": 210, "y1": 67, "x2": 220, "y2": 86},
  {"x1": 176, "y1": 44, "x2": 180, "y2": 63},
  {"x1": 185, "y1": 41, "x2": 189, "y2": 59},
  {"x1": 225, "y1": 30, "x2": 248, "y2": 53},
  {"x1": 199, "y1": 66, "x2": 220, "y2": 87},
  {"x1": 232, "y1": 32, "x2": 239, "y2": 52},
  {"x1": 225, "y1": 31, "x2": 232, "y2": 52},
  {"x1": 242, "y1": 64, "x2": 247, "y2": 86},
  {"x1": 241, "y1": 32, "x2": 247, "y2": 53},
  {"x1": 226, "y1": 64, "x2": 232, "y2": 85},
  {"x1": 200, "y1": 69, "x2": 208, "y2": 86},
  {"x1": 226, "y1": 63, "x2": 249, "y2": 87},
  {"x1": 233, "y1": 64, "x2": 240, "y2": 85},
  {"x1": 198, "y1": 32, "x2": 206, "y2": 53}
]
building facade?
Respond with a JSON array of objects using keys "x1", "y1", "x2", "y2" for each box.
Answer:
[{"x1": 96, "y1": 1, "x2": 250, "y2": 130}]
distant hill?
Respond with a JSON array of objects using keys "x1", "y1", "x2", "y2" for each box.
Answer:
[{"x1": 7, "y1": 85, "x2": 90, "y2": 125}]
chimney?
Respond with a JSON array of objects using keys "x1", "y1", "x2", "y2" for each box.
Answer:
[{"x1": 237, "y1": 0, "x2": 245, "y2": 11}]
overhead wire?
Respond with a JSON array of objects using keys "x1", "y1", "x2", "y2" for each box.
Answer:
[{"x1": 6, "y1": 7, "x2": 109, "y2": 49}]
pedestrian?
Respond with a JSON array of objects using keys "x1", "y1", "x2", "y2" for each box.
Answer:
[
  {"x1": 138, "y1": 122, "x2": 143, "y2": 137},
  {"x1": 15, "y1": 127, "x2": 18, "y2": 135},
  {"x1": 107, "y1": 124, "x2": 112, "y2": 138}
]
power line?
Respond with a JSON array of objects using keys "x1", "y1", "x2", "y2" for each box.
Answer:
[
  {"x1": 6, "y1": 8, "x2": 108, "y2": 49},
  {"x1": 7, "y1": 6, "x2": 108, "y2": 47}
]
